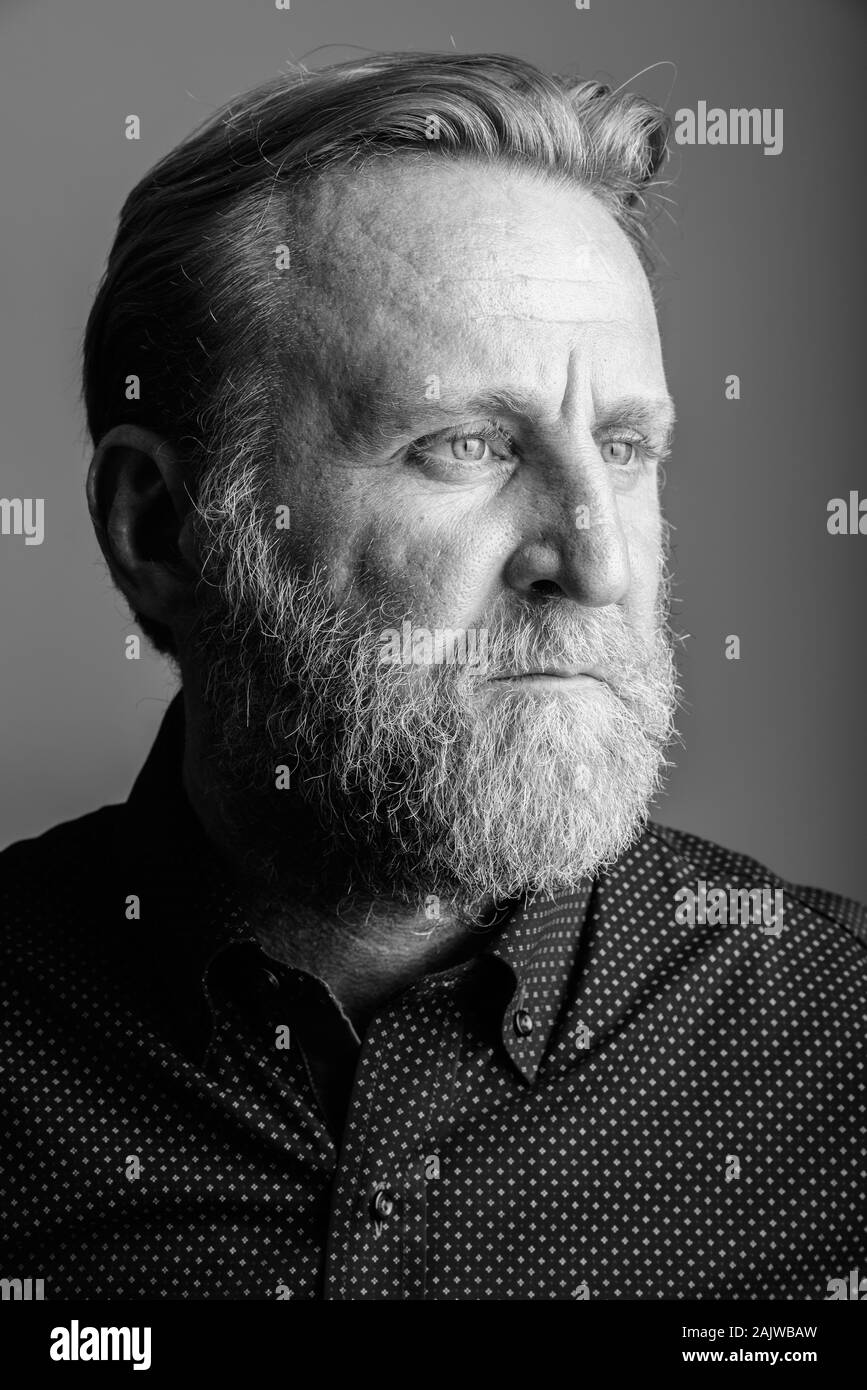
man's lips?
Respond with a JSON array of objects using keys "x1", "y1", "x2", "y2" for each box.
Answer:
[{"x1": 488, "y1": 667, "x2": 606, "y2": 681}]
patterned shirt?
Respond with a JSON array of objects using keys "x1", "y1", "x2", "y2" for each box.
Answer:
[{"x1": 1, "y1": 694, "x2": 865, "y2": 1300}]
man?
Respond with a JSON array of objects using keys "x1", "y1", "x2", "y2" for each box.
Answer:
[{"x1": 1, "y1": 52, "x2": 864, "y2": 1301}]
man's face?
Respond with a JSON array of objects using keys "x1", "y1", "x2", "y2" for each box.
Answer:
[
  {"x1": 283, "y1": 157, "x2": 671, "y2": 634},
  {"x1": 191, "y1": 157, "x2": 678, "y2": 913}
]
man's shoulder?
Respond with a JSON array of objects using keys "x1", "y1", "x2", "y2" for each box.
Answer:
[
  {"x1": 1, "y1": 802, "x2": 127, "y2": 872},
  {"x1": 0, "y1": 804, "x2": 128, "y2": 947},
  {"x1": 645, "y1": 819, "x2": 867, "y2": 949}
]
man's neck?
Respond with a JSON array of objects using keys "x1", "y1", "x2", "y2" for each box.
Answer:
[
  {"x1": 182, "y1": 726, "x2": 515, "y2": 1032},
  {"x1": 251, "y1": 899, "x2": 501, "y2": 1034}
]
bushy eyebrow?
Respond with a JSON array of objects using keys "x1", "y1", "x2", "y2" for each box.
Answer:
[
  {"x1": 341, "y1": 390, "x2": 532, "y2": 458},
  {"x1": 411, "y1": 390, "x2": 677, "y2": 450},
  {"x1": 342, "y1": 387, "x2": 676, "y2": 460},
  {"x1": 591, "y1": 396, "x2": 677, "y2": 453},
  {"x1": 402, "y1": 388, "x2": 544, "y2": 436}
]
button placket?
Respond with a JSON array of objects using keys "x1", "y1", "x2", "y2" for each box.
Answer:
[{"x1": 324, "y1": 990, "x2": 460, "y2": 1300}]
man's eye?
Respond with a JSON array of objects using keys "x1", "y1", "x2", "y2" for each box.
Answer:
[
  {"x1": 600, "y1": 439, "x2": 636, "y2": 466},
  {"x1": 451, "y1": 435, "x2": 491, "y2": 462},
  {"x1": 406, "y1": 422, "x2": 516, "y2": 476}
]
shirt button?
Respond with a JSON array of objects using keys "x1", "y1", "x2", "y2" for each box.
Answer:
[
  {"x1": 371, "y1": 1186, "x2": 396, "y2": 1220},
  {"x1": 513, "y1": 1007, "x2": 534, "y2": 1037}
]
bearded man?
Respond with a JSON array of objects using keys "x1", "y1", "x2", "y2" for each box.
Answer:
[{"x1": 1, "y1": 52, "x2": 864, "y2": 1302}]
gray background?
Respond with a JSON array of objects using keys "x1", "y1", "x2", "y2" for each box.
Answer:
[{"x1": 1, "y1": 0, "x2": 864, "y2": 900}]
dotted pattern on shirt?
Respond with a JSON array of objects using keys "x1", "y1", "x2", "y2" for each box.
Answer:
[{"x1": 1, "y1": 713, "x2": 866, "y2": 1299}]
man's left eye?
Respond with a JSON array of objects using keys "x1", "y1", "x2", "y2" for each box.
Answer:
[
  {"x1": 450, "y1": 436, "x2": 490, "y2": 462},
  {"x1": 600, "y1": 439, "x2": 636, "y2": 466}
]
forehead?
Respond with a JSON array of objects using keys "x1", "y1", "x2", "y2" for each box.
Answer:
[{"x1": 290, "y1": 158, "x2": 664, "y2": 425}]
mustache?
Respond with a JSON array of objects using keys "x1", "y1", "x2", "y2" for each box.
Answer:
[
  {"x1": 194, "y1": 506, "x2": 671, "y2": 701},
  {"x1": 373, "y1": 601, "x2": 661, "y2": 685}
]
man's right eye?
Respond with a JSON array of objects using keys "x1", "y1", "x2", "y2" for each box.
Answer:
[{"x1": 406, "y1": 421, "x2": 517, "y2": 476}]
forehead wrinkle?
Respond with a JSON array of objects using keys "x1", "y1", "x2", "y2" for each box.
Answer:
[
  {"x1": 306, "y1": 169, "x2": 645, "y2": 311},
  {"x1": 444, "y1": 273, "x2": 614, "y2": 286},
  {"x1": 308, "y1": 303, "x2": 665, "y2": 455},
  {"x1": 291, "y1": 169, "x2": 662, "y2": 458},
  {"x1": 404, "y1": 260, "x2": 650, "y2": 330}
]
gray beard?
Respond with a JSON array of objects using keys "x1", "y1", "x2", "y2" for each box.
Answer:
[{"x1": 191, "y1": 482, "x2": 680, "y2": 917}]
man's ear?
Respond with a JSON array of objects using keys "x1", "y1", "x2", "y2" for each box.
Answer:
[{"x1": 86, "y1": 424, "x2": 200, "y2": 639}]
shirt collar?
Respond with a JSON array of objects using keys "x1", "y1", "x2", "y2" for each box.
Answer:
[
  {"x1": 476, "y1": 883, "x2": 595, "y2": 1083},
  {"x1": 125, "y1": 692, "x2": 256, "y2": 968},
  {"x1": 126, "y1": 693, "x2": 594, "y2": 1080}
]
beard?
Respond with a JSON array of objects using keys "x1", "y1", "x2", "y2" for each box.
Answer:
[{"x1": 190, "y1": 459, "x2": 680, "y2": 919}]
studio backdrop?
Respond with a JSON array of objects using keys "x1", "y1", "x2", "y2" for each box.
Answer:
[{"x1": 0, "y1": 0, "x2": 864, "y2": 901}]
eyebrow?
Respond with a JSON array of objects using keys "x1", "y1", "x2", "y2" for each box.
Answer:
[
  {"x1": 592, "y1": 395, "x2": 678, "y2": 453},
  {"x1": 408, "y1": 390, "x2": 678, "y2": 451},
  {"x1": 341, "y1": 386, "x2": 677, "y2": 463}
]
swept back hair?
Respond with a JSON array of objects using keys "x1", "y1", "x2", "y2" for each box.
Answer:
[{"x1": 82, "y1": 51, "x2": 672, "y2": 653}]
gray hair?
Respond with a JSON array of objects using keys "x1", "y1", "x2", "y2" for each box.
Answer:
[{"x1": 82, "y1": 51, "x2": 672, "y2": 653}]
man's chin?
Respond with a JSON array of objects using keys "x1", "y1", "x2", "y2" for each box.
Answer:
[
  {"x1": 309, "y1": 756, "x2": 656, "y2": 912},
  {"x1": 198, "y1": 617, "x2": 675, "y2": 909}
]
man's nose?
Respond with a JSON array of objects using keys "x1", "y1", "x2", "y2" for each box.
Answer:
[{"x1": 503, "y1": 465, "x2": 631, "y2": 607}]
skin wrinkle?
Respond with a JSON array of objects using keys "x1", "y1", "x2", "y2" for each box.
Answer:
[
  {"x1": 284, "y1": 164, "x2": 664, "y2": 625},
  {"x1": 178, "y1": 157, "x2": 678, "y2": 1024},
  {"x1": 306, "y1": 158, "x2": 591, "y2": 288}
]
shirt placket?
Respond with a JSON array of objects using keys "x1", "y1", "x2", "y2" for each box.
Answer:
[{"x1": 323, "y1": 976, "x2": 465, "y2": 1300}]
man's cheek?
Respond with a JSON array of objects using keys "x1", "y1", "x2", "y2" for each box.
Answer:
[
  {"x1": 622, "y1": 503, "x2": 663, "y2": 581},
  {"x1": 391, "y1": 538, "x2": 497, "y2": 629}
]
